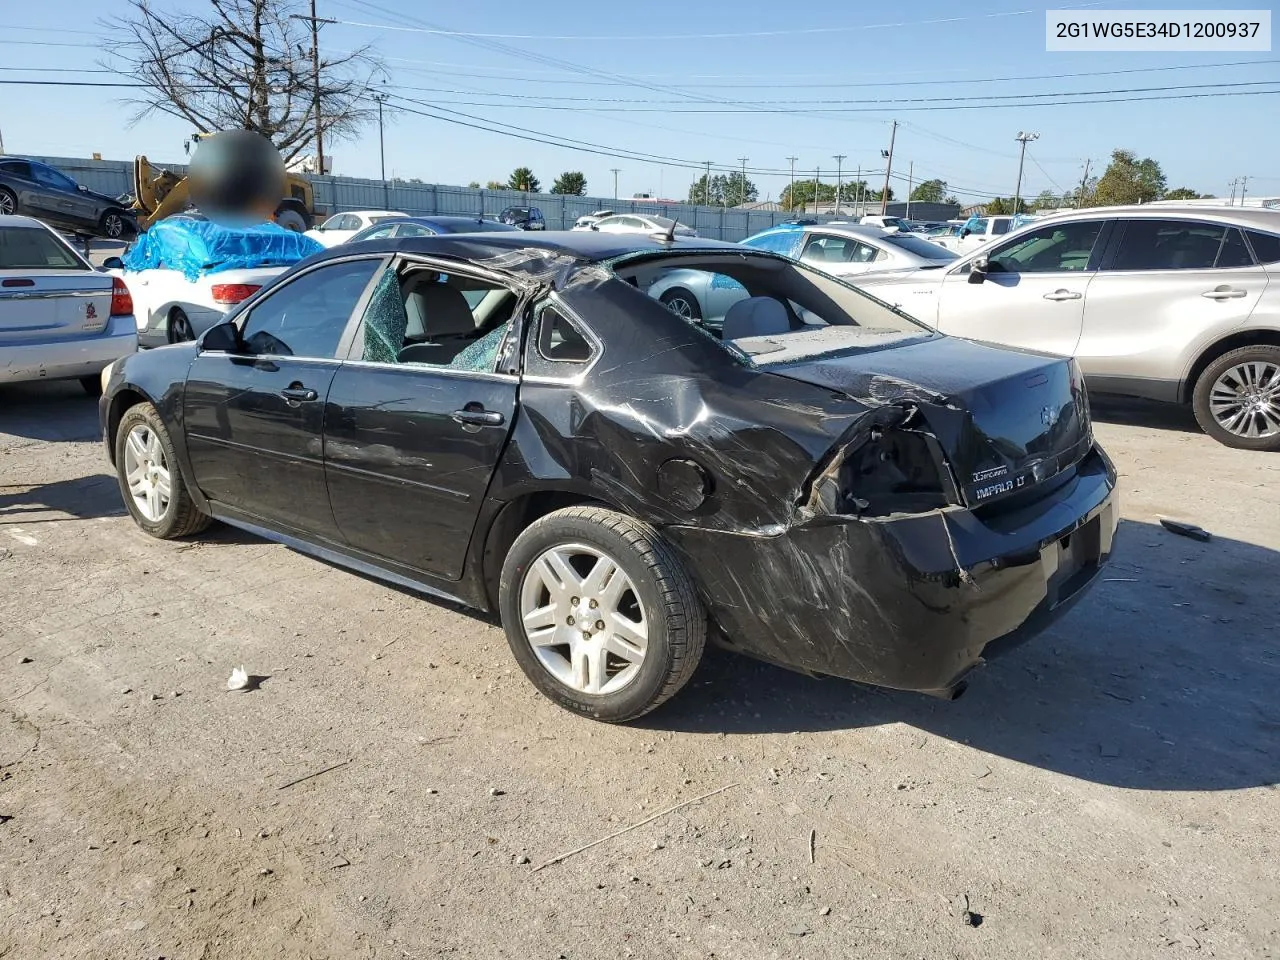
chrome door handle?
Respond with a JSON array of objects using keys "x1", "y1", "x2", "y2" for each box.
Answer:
[
  {"x1": 1043, "y1": 290, "x2": 1083, "y2": 301},
  {"x1": 280, "y1": 385, "x2": 319, "y2": 402},
  {"x1": 451, "y1": 407, "x2": 505, "y2": 427},
  {"x1": 1202, "y1": 288, "x2": 1247, "y2": 300}
]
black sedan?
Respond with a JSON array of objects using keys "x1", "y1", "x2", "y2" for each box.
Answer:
[
  {"x1": 100, "y1": 231, "x2": 1119, "y2": 722},
  {"x1": 0, "y1": 157, "x2": 137, "y2": 240}
]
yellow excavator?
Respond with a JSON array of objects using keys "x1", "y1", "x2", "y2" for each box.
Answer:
[{"x1": 129, "y1": 134, "x2": 323, "y2": 233}]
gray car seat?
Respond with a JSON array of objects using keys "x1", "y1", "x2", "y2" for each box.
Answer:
[
  {"x1": 721, "y1": 296, "x2": 792, "y2": 341},
  {"x1": 398, "y1": 281, "x2": 479, "y2": 365}
]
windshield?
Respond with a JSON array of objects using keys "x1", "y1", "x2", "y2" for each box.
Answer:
[
  {"x1": 613, "y1": 251, "x2": 931, "y2": 367},
  {"x1": 0, "y1": 225, "x2": 85, "y2": 269},
  {"x1": 882, "y1": 234, "x2": 958, "y2": 260},
  {"x1": 370, "y1": 215, "x2": 400, "y2": 224}
]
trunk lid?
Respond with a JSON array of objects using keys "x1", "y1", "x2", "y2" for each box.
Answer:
[
  {"x1": 763, "y1": 336, "x2": 1092, "y2": 509},
  {"x1": 0, "y1": 270, "x2": 115, "y2": 344}
]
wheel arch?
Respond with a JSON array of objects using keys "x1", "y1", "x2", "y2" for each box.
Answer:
[
  {"x1": 1182, "y1": 328, "x2": 1280, "y2": 403},
  {"x1": 104, "y1": 385, "x2": 159, "y2": 466}
]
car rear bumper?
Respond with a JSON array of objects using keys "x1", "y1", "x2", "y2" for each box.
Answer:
[
  {"x1": 0, "y1": 315, "x2": 137, "y2": 384},
  {"x1": 665, "y1": 444, "x2": 1119, "y2": 696}
]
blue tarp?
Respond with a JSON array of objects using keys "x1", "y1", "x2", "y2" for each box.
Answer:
[{"x1": 123, "y1": 217, "x2": 325, "y2": 281}]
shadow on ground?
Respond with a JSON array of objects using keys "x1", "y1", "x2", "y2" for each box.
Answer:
[
  {"x1": 0, "y1": 382, "x2": 102, "y2": 442},
  {"x1": 1090, "y1": 396, "x2": 1202, "y2": 435},
  {"x1": 644, "y1": 518, "x2": 1280, "y2": 793},
  {"x1": 0, "y1": 475, "x2": 125, "y2": 522}
]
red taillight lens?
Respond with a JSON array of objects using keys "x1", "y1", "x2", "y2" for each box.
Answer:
[
  {"x1": 109, "y1": 277, "x2": 133, "y2": 317},
  {"x1": 211, "y1": 283, "x2": 262, "y2": 305}
]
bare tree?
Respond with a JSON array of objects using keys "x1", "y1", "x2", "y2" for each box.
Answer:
[{"x1": 106, "y1": 0, "x2": 386, "y2": 161}]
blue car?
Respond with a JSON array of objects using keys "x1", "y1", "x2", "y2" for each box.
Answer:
[{"x1": 348, "y1": 216, "x2": 522, "y2": 243}]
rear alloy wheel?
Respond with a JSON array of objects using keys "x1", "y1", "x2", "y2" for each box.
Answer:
[
  {"x1": 99, "y1": 211, "x2": 126, "y2": 240},
  {"x1": 1192, "y1": 345, "x2": 1280, "y2": 451},
  {"x1": 660, "y1": 288, "x2": 702, "y2": 322},
  {"x1": 168, "y1": 307, "x2": 194, "y2": 343},
  {"x1": 114, "y1": 404, "x2": 211, "y2": 539},
  {"x1": 499, "y1": 506, "x2": 706, "y2": 722},
  {"x1": 0, "y1": 188, "x2": 16, "y2": 216}
]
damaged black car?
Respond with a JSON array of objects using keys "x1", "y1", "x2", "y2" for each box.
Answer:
[{"x1": 99, "y1": 231, "x2": 1119, "y2": 722}]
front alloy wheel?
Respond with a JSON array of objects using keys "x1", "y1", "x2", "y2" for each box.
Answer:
[
  {"x1": 100, "y1": 212, "x2": 125, "y2": 239},
  {"x1": 114, "y1": 403, "x2": 211, "y2": 539},
  {"x1": 499, "y1": 506, "x2": 706, "y2": 722}
]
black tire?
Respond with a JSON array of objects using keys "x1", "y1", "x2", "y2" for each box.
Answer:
[
  {"x1": 1191, "y1": 344, "x2": 1280, "y2": 452},
  {"x1": 114, "y1": 403, "x2": 211, "y2": 539},
  {"x1": 167, "y1": 307, "x2": 194, "y2": 343},
  {"x1": 99, "y1": 210, "x2": 127, "y2": 240},
  {"x1": 499, "y1": 506, "x2": 706, "y2": 722},
  {"x1": 274, "y1": 207, "x2": 308, "y2": 233},
  {"x1": 0, "y1": 187, "x2": 16, "y2": 217},
  {"x1": 80, "y1": 375, "x2": 103, "y2": 397},
  {"x1": 659, "y1": 288, "x2": 703, "y2": 322}
]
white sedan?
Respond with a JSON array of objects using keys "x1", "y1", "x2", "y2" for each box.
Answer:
[
  {"x1": 588, "y1": 214, "x2": 697, "y2": 237},
  {"x1": 0, "y1": 214, "x2": 136, "y2": 394},
  {"x1": 104, "y1": 256, "x2": 287, "y2": 347},
  {"x1": 305, "y1": 210, "x2": 408, "y2": 247}
]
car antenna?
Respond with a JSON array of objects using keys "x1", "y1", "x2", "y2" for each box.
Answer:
[{"x1": 661, "y1": 217, "x2": 678, "y2": 243}]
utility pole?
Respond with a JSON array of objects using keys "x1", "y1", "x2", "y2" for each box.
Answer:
[
  {"x1": 703, "y1": 160, "x2": 712, "y2": 205},
  {"x1": 814, "y1": 166, "x2": 820, "y2": 215},
  {"x1": 290, "y1": 1, "x2": 337, "y2": 176},
  {"x1": 832, "y1": 154, "x2": 846, "y2": 215},
  {"x1": 736, "y1": 157, "x2": 749, "y2": 207},
  {"x1": 374, "y1": 92, "x2": 389, "y2": 208},
  {"x1": 854, "y1": 164, "x2": 861, "y2": 216},
  {"x1": 1013, "y1": 131, "x2": 1039, "y2": 215},
  {"x1": 610, "y1": 168, "x2": 620, "y2": 200},
  {"x1": 905, "y1": 160, "x2": 914, "y2": 220},
  {"x1": 1240, "y1": 176, "x2": 1249, "y2": 204},
  {"x1": 879, "y1": 119, "x2": 898, "y2": 215},
  {"x1": 1076, "y1": 159, "x2": 1091, "y2": 208},
  {"x1": 1228, "y1": 178, "x2": 1238, "y2": 205},
  {"x1": 786, "y1": 156, "x2": 798, "y2": 211}
]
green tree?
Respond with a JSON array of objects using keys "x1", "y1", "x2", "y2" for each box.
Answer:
[
  {"x1": 910, "y1": 179, "x2": 947, "y2": 203},
  {"x1": 944, "y1": 194, "x2": 960, "y2": 206},
  {"x1": 507, "y1": 167, "x2": 541, "y2": 192},
  {"x1": 1090, "y1": 149, "x2": 1166, "y2": 206},
  {"x1": 1032, "y1": 189, "x2": 1062, "y2": 210},
  {"x1": 779, "y1": 178, "x2": 836, "y2": 211},
  {"x1": 723, "y1": 171, "x2": 758, "y2": 206},
  {"x1": 550, "y1": 171, "x2": 587, "y2": 195},
  {"x1": 866, "y1": 186, "x2": 896, "y2": 203},
  {"x1": 1163, "y1": 186, "x2": 1207, "y2": 200},
  {"x1": 688, "y1": 174, "x2": 721, "y2": 206},
  {"x1": 985, "y1": 196, "x2": 1029, "y2": 215},
  {"x1": 484, "y1": 180, "x2": 506, "y2": 191},
  {"x1": 467, "y1": 181, "x2": 481, "y2": 189}
]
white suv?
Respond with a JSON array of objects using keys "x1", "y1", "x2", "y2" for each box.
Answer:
[{"x1": 858, "y1": 205, "x2": 1280, "y2": 451}]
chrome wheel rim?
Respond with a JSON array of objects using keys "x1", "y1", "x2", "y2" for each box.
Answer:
[
  {"x1": 123, "y1": 424, "x2": 172, "y2": 522},
  {"x1": 663, "y1": 295, "x2": 696, "y2": 319},
  {"x1": 103, "y1": 214, "x2": 123, "y2": 238},
  {"x1": 1209, "y1": 361, "x2": 1280, "y2": 439},
  {"x1": 519, "y1": 543, "x2": 648, "y2": 695},
  {"x1": 0, "y1": 193, "x2": 14, "y2": 215}
]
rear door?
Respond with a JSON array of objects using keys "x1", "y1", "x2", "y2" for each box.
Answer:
[
  {"x1": 1078, "y1": 218, "x2": 1270, "y2": 397},
  {"x1": 323, "y1": 259, "x2": 524, "y2": 581},
  {"x1": 182, "y1": 255, "x2": 384, "y2": 540},
  {"x1": 935, "y1": 218, "x2": 1110, "y2": 357},
  {"x1": 0, "y1": 224, "x2": 112, "y2": 346}
]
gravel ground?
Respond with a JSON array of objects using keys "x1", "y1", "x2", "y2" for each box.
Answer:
[{"x1": 1, "y1": 382, "x2": 1277, "y2": 960}]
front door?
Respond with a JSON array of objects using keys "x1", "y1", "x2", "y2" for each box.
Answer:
[
  {"x1": 324, "y1": 262, "x2": 522, "y2": 580},
  {"x1": 1078, "y1": 218, "x2": 1270, "y2": 396},
  {"x1": 935, "y1": 218, "x2": 1111, "y2": 357},
  {"x1": 183, "y1": 256, "x2": 383, "y2": 540},
  {"x1": 30, "y1": 163, "x2": 96, "y2": 232}
]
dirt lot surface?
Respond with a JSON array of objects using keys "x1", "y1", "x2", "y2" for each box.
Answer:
[{"x1": 1, "y1": 383, "x2": 1277, "y2": 960}]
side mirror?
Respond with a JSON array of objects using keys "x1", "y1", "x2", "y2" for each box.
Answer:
[
  {"x1": 960, "y1": 228, "x2": 971, "y2": 238},
  {"x1": 201, "y1": 322, "x2": 242, "y2": 353},
  {"x1": 101, "y1": 256, "x2": 125, "y2": 270},
  {"x1": 968, "y1": 256, "x2": 989, "y2": 284}
]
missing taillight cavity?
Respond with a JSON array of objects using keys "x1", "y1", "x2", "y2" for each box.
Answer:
[
  {"x1": 211, "y1": 283, "x2": 261, "y2": 304},
  {"x1": 109, "y1": 277, "x2": 133, "y2": 317}
]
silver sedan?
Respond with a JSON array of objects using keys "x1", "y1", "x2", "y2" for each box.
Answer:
[{"x1": 648, "y1": 223, "x2": 955, "y2": 323}]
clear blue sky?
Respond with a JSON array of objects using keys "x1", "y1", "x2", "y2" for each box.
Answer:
[{"x1": 2, "y1": 0, "x2": 1278, "y2": 204}]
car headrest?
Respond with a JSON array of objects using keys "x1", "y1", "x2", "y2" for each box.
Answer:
[
  {"x1": 405, "y1": 281, "x2": 475, "y2": 338},
  {"x1": 722, "y1": 297, "x2": 792, "y2": 341}
]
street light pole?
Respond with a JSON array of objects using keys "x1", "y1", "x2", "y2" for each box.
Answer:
[
  {"x1": 833, "y1": 154, "x2": 845, "y2": 215},
  {"x1": 814, "y1": 166, "x2": 820, "y2": 215},
  {"x1": 905, "y1": 160, "x2": 914, "y2": 220},
  {"x1": 879, "y1": 119, "x2": 897, "y2": 215},
  {"x1": 611, "y1": 168, "x2": 620, "y2": 200},
  {"x1": 1013, "y1": 131, "x2": 1040, "y2": 215},
  {"x1": 854, "y1": 164, "x2": 861, "y2": 216},
  {"x1": 786, "y1": 155, "x2": 798, "y2": 211}
]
